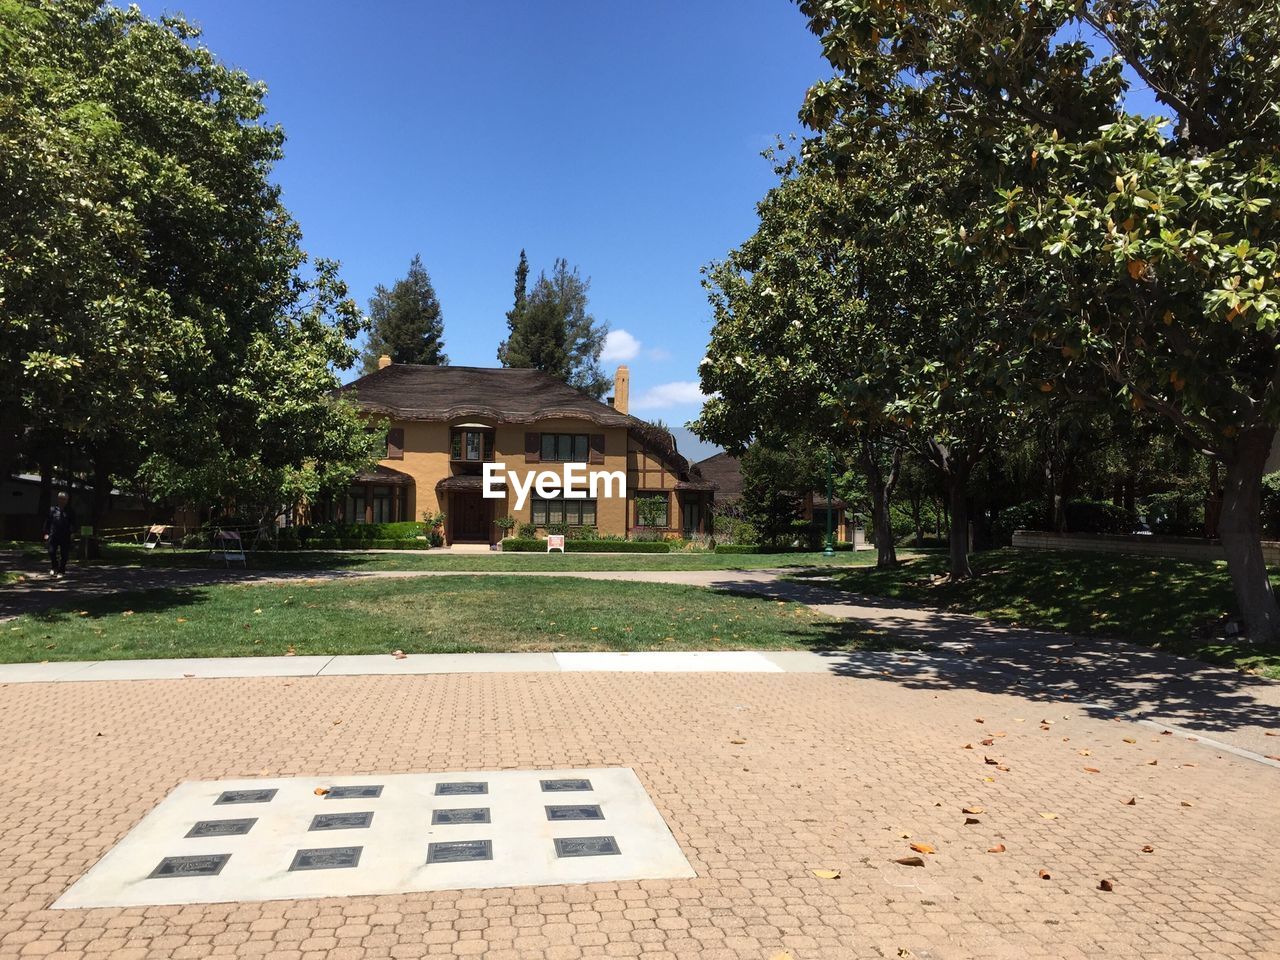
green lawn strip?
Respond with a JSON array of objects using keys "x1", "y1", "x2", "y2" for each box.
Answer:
[
  {"x1": 795, "y1": 547, "x2": 1280, "y2": 679},
  {"x1": 1, "y1": 575, "x2": 902, "y2": 663},
  {"x1": 89, "y1": 543, "x2": 890, "y2": 573}
]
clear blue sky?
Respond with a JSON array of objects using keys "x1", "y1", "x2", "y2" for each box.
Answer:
[{"x1": 130, "y1": 0, "x2": 833, "y2": 461}]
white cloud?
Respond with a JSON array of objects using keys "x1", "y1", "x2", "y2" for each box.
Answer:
[
  {"x1": 630, "y1": 380, "x2": 707, "y2": 411},
  {"x1": 601, "y1": 329, "x2": 641, "y2": 363}
]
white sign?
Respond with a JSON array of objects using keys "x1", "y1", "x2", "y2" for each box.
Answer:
[
  {"x1": 546, "y1": 534, "x2": 565, "y2": 553},
  {"x1": 482, "y1": 463, "x2": 626, "y2": 511}
]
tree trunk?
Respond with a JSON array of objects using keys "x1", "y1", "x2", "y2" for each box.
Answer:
[
  {"x1": 947, "y1": 467, "x2": 972, "y2": 581},
  {"x1": 909, "y1": 492, "x2": 924, "y2": 546},
  {"x1": 90, "y1": 455, "x2": 111, "y2": 532},
  {"x1": 860, "y1": 439, "x2": 901, "y2": 569},
  {"x1": 1218, "y1": 427, "x2": 1280, "y2": 642}
]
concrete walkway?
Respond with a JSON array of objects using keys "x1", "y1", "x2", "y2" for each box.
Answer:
[{"x1": 3, "y1": 562, "x2": 1278, "y2": 758}]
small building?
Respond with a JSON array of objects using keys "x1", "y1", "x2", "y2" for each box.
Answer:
[
  {"x1": 330, "y1": 360, "x2": 712, "y2": 545},
  {"x1": 693, "y1": 452, "x2": 856, "y2": 543}
]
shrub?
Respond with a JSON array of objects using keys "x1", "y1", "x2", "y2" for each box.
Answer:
[
  {"x1": 1143, "y1": 489, "x2": 1205, "y2": 537},
  {"x1": 500, "y1": 539, "x2": 670, "y2": 553},
  {"x1": 714, "y1": 544, "x2": 760, "y2": 554},
  {"x1": 1064, "y1": 498, "x2": 1137, "y2": 535},
  {"x1": 517, "y1": 522, "x2": 538, "y2": 539},
  {"x1": 712, "y1": 515, "x2": 758, "y2": 545},
  {"x1": 991, "y1": 501, "x2": 1048, "y2": 546},
  {"x1": 566, "y1": 525, "x2": 598, "y2": 540},
  {"x1": 299, "y1": 521, "x2": 423, "y2": 543}
]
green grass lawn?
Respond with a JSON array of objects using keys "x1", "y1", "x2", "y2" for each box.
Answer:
[
  {"x1": 2, "y1": 575, "x2": 885, "y2": 662},
  {"x1": 82, "y1": 542, "x2": 889, "y2": 573},
  {"x1": 797, "y1": 547, "x2": 1280, "y2": 678}
]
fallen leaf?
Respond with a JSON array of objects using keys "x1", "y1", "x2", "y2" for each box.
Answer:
[
  {"x1": 975, "y1": 718, "x2": 985, "y2": 724},
  {"x1": 1265, "y1": 731, "x2": 1278, "y2": 737},
  {"x1": 810, "y1": 868, "x2": 840, "y2": 880},
  {"x1": 1180, "y1": 800, "x2": 1193, "y2": 807},
  {"x1": 894, "y1": 856, "x2": 926, "y2": 867},
  {"x1": 392, "y1": 650, "x2": 407, "y2": 660},
  {"x1": 1083, "y1": 767, "x2": 1100, "y2": 774},
  {"x1": 1147, "y1": 759, "x2": 1158, "y2": 766},
  {"x1": 987, "y1": 843, "x2": 1006, "y2": 853},
  {"x1": 1039, "y1": 812, "x2": 1058, "y2": 820},
  {"x1": 1078, "y1": 750, "x2": 1092, "y2": 756},
  {"x1": 984, "y1": 756, "x2": 999, "y2": 765},
  {"x1": 1265, "y1": 755, "x2": 1280, "y2": 762},
  {"x1": 1038, "y1": 869, "x2": 1052, "y2": 880},
  {"x1": 253, "y1": 608, "x2": 262, "y2": 614},
  {"x1": 1141, "y1": 845, "x2": 1154, "y2": 853},
  {"x1": 981, "y1": 738, "x2": 994, "y2": 746},
  {"x1": 1098, "y1": 879, "x2": 1115, "y2": 892},
  {"x1": 77, "y1": 610, "x2": 89, "y2": 617},
  {"x1": 332, "y1": 718, "x2": 342, "y2": 725},
  {"x1": 909, "y1": 842, "x2": 936, "y2": 855},
  {"x1": 730, "y1": 739, "x2": 746, "y2": 745},
  {"x1": 1123, "y1": 738, "x2": 1136, "y2": 744},
  {"x1": 314, "y1": 787, "x2": 330, "y2": 796},
  {"x1": 122, "y1": 610, "x2": 134, "y2": 617},
  {"x1": 182, "y1": 673, "x2": 195, "y2": 678},
  {"x1": 996, "y1": 764, "x2": 1011, "y2": 772},
  {"x1": 964, "y1": 817, "x2": 981, "y2": 825},
  {"x1": 1160, "y1": 730, "x2": 1172, "y2": 736},
  {"x1": 176, "y1": 617, "x2": 188, "y2": 623},
  {"x1": 962, "y1": 806, "x2": 984, "y2": 814},
  {"x1": 962, "y1": 743, "x2": 974, "y2": 749},
  {"x1": 1123, "y1": 797, "x2": 1136, "y2": 805}
]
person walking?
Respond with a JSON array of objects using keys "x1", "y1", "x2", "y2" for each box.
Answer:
[{"x1": 43, "y1": 491, "x2": 76, "y2": 578}]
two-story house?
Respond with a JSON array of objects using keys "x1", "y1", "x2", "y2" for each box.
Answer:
[{"x1": 328, "y1": 359, "x2": 711, "y2": 545}]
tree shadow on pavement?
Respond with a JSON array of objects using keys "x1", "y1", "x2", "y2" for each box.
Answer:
[{"x1": 707, "y1": 573, "x2": 1280, "y2": 755}]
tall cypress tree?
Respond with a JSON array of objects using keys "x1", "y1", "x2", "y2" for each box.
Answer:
[
  {"x1": 497, "y1": 252, "x2": 612, "y2": 399},
  {"x1": 361, "y1": 255, "x2": 447, "y2": 372}
]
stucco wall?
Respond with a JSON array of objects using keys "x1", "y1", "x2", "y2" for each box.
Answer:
[{"x1": 377, "y1": 418, "x2": 638, "y2": 537}]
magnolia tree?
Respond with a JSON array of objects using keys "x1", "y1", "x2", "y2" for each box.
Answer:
[
  {"x1": 797, "y1": 0, "x2": 1280, "y2": 637},
  {"x1": 696, "y1": 122, "x2": 1045, "y2": 577},
  {"x1": 1, "y1": 1, "x2": 380, "y2": 519}
]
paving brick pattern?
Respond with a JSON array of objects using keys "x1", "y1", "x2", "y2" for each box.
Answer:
[{"x1": 1, "y1": 671, "x2": 1278, "y2": 959}]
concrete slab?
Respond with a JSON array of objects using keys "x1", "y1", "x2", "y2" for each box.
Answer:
[
  {"x1": 757, "y1": 650, "x2": 843, "y2": 673},
  {"x1": 553, "y1": 651, "x2": 784, "y2": 673},
  {"x1": 320, "y1": 652, "x2": 560, "y2": 675},
  {"x1": 67, "y1": 657, "x2": 332, "y2": 682},
  {"x1": 0, "y1": 660, "x2": 99, "y2": 684},
  {"x1": 54, "y1": 767, "x2": 693, "y2": 908}
]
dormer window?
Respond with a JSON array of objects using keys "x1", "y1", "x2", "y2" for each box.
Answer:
[{"x1": 451, "y1": 426, "x2": 494, "y2": 462}]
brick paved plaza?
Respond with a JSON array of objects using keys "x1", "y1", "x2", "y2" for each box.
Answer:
[{"x1": 2, "y1": 669, "x2": 1278, "y2": 960}]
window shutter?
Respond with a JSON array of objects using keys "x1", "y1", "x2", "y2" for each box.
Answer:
[
  {"x1": 525, "y1": 432, "x2": 541, "y2": 463},
  {"x1": 588, "y1": 434, "x2": 605, "y2": 465},
  {"x1": 386, "y1": 428, "x2": 404, "y2": 460}
]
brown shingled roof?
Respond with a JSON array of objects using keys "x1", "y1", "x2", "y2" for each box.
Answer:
[
  {"x1": 694, "y1": 452, "x2": 743, "y2": 500},
  {"x1": 342, "y1": 363, "x2": 707, "y2": 486},
  {"x1": 340, "y1": 363, "x2": 636, "y2": 426}
]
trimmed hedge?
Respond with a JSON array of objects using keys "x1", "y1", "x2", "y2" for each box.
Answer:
[
  {"x1": 285, "y1": 538, "x2": 425, "y2": 550},
  {"x1": 714, "y1": 544, "x2": 760, "y2": 554},
  {"x1": 501, "y1": 539, "x2": 670, "y2": 553}
]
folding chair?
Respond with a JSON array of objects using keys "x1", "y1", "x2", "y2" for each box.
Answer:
[
  {"x1": 142, "y1": 524, "x2": 177, "y2": 550},
  {"x1": 211, "y1": 529, "x2": 247, "y2": 567}
]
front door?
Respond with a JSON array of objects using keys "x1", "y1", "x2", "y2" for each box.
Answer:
[{"x1": 453, "y1": 492, "x2": 490, "y2": 542}]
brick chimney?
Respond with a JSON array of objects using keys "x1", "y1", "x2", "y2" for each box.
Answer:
[
  {"x1": 377, "y1": 354, "x2": 392, "y2": 370},
  {"x1": 613, "y1": 365, "x2": 629, "y2": 415}
]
